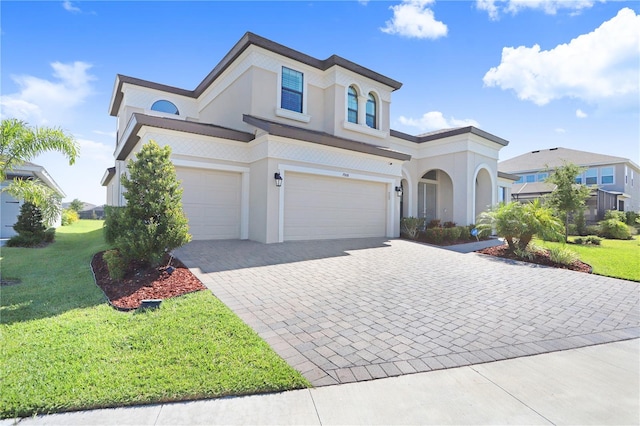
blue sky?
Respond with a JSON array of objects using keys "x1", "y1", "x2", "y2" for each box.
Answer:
[{"x1": 2, "y1": 0, "x2": 638, "y2": 205}]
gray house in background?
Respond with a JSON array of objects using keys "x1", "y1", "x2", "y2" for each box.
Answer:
[
  {"x1": 1, "y1": 162, "x2": 65, "y2": 238},
  {"x1": 499, "y1": 147, "x2": 640, "y2": 222}
]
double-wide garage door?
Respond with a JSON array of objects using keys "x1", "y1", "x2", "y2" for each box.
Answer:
[
  {"x1": 176, "y1": 167, "x2": 241, "y2": 240},
  {"x1": 284, "y1": 172, "x2": 387, "y2": 241}
]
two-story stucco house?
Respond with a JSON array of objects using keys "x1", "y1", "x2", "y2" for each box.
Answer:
[
  {"x1": 103, "y1": 32, "x2": 512, "y2": 243},
  {"x1": 499, "y1": 147, "x2": 640, "y2": 222}
]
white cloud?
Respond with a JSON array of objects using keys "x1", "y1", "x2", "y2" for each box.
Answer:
[
  {"x1": 381, "y1": 0, "x2": 448, "y2": 39},
  {"x1": 77, "y1": 139, "x2": 113, "y2": 162},
  {"x1": 483, "y1": 8, "x2": 639, "y2": 107},
  {"x1": 0, "y1": 61, "x2": 95, "y2": 125},
  {"x1": 398, "y1": 111, "x2": 480, "y2": 132},
  {"x1": 477, "y1": 0, "x2": 600, "y2": 20},
  {"x1": 555, "y1": 128, "x2": 566, "y2": 133},
  {"x1": 576, "y1": 109, "x2": 588, "y2": 118},
  {"x1": 62, "y1": 1, "x2": 81, "y2": 13}
]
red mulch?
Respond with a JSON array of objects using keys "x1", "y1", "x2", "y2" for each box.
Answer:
[
  {"x1": 476, "y1": 244, "x2": 592, "y2": 273},
  {"x1": 91, "y1": 252, "x2": 206, "y2": 310}
]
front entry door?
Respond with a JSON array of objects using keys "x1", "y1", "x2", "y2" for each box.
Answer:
[{"x1": 418, "y1": 182, "x2": 437, "y2": 223}]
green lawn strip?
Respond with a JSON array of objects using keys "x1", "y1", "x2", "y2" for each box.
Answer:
[
  {"x1": 537, "y1": 237, "x2": 640, "y2": 282},
  {"x1": 1, "y1": 221, "x2": 309, "y2": 419}
]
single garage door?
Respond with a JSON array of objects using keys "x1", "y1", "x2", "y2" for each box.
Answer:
[
  {"x1": 284, "y1": 172, "x2": 387, "y2": 241},
  {"x1": 176, "y1": 167, "x2": 241, "y2": 240}
]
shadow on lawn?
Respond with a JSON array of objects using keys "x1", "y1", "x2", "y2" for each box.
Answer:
[{"x1": 0, "y1": 227, "x2": 108, "y2": 325}]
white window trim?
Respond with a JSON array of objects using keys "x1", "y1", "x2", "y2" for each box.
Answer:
[
  {"x1": 275, "y1": 107, "x2": 311, "y2": 123},
  {"x1": 342, "y1": 120, "x2": 387, "y2": 139}
]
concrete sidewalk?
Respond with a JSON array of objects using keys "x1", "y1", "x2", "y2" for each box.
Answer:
[{"x1": 7, "y1": 339, "x2": 638, "y2": 425}]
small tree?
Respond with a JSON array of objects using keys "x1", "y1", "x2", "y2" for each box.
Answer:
[
  {"x1": 8, "y1": 202, "x2": 47, "y2": 246},
  {"x1": 477, "y1": 200, "x2": 563, "y2": 252},
  {"x1": 545, "y1": 162, "x2": 592, "y2": 242},
  {"x1": 69, "y1": 199, "x2": 84, "y2": 212},
  {"x1": 117, "y1": 140, "x2": 191, "y2": 266}
]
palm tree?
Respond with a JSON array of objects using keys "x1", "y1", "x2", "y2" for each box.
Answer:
[{"x1": 1, "y1": 119, "x2": 79, "y2": 225}]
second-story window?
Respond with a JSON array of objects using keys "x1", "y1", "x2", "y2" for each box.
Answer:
[
  {"x1": 281, "y1": 67, "x2": 303, "y2": 113},
  {"x1": 601, "y1": 167, "x2": 614, "y2": 184},
  {"x1": 151, "y1": 100, "x2": 179, "y2": 115},
  {"x1": 366, "y1": 93, "x2": 377, "y2": 128},
  {"x1": 585, "y1": 168, "x2": 597, "y2": 185},
  {"x1": 348, "y1": 86, "x2": 358, "y2": 124}
]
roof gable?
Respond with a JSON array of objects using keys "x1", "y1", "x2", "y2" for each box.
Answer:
[{"x1": 499, "y1": 147, "x2": 632, "y2": 173}]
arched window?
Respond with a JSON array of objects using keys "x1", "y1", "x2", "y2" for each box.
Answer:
[
  {"x1": 151, "y1": 100, "x2": 179, "y2": 115},
  {"x1": 366, "y1": 93, "x2": 377, "y2": 129},
  {"x1": 347, "y1": 86, "x2": 358, "y2": 124}
]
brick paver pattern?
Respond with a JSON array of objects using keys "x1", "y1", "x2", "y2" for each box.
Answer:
[{"x1": 175, "y1": 238, "x2": 640, "y2": 386}]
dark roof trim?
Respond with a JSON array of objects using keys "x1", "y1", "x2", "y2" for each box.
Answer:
[
  {"x1": 101, "y1": 167, "x2": 116, "y2": 186},
  {"x1": 110, "y1": 32, "x2": 402, "y2": 116},
  {"x1": 243, "y1": 114, "x2": 411, "y2": 162},
  {"x1": 498, "y1": 171, "x2": 520, "y2": 181},
  {"x1": 391, "y1": 126, "x2": 509, "y2": 146},
  {"x1": 116, "y1": 114, "x2": 254, "y2": 161}
]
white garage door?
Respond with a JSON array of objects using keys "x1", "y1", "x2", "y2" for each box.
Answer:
[
  {"x1": 284, "y1": 172, "x2": 387, "y2": 241},
  {"x1": 1, "y1": 190, "x2": 21, "y2": 239},
  {"x1": 176, "y1": 167, "x2": 241, "y2": 240}
]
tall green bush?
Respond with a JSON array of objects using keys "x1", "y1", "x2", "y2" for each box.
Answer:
[
  {"x1": 116, "y1": 140, "x2": 191, "y2": 266},
  {"x1": 400, "y1": 217, "x2": 424, "y2": 239},
  {"x1": 477, "y1": 200, "x2": 563, "y2": 252},
  {"x1": 103, "y1": 206, "x2": 126, "y2": 246},
  {"x1": 599, "y1": 218, "x2": 631, "y2": 240}
]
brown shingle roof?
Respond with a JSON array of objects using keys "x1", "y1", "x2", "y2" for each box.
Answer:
[{"x1": 499, "y1": 147, "x2": 631, "y2": 173}]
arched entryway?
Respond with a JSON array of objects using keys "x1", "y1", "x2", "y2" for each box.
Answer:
[
  {"x1": 474, "y1": 168, "x2": 493, "y2": 222},
  {"x1": 418, "y1": 169, "x2": 453, "y2": 224}
]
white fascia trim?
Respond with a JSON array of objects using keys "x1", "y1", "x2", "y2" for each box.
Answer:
[
  {"x1": 342, "y1": 120, "x2": 388, "y2": 139},
  {"x1": 172, "y1": 159, "x2": 250, "y2": 240},
  {"x1": 275, "y1": 107, "x2": 311, "y2": 123},
  {"x1": 115, "y1": 114, "x2": 139, "y2": 157},
  {"x1": 108, "y1": 75, "x2": 121, "y2": 115},
  {"x1": 26, "y1": 166, "x2": 66, "y2": 198},
  {"x1": 276, "y1": 164, "x2": 398, "y2": 243}
]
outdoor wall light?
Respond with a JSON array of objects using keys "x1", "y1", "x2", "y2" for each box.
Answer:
[
  {"x1": 274, "y1": 172, "x2": 283, "y2": 187},
  {"x1": 395, "y1": 186, "x2": 403, "y2": 197}
]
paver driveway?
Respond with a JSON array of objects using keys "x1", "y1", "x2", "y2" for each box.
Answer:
[{"x1": 174, "y1": 238, "x2": 640, "y2": 386}]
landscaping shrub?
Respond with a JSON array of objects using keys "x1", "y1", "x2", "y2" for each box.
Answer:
[
  {"x1": 8, "y1": 202, "x2": 47, "y2": 247},
  {"x1": 103, "y1": 249, "x2": 127, "y2": 281},
  {"x1": 548, "y1": 246, "x2": 579, "y2": 265},
  {"x1": 117, "y1": 140, "x2": 191, "y2": 266},
  {"x1": 400, "y1": 217, "x2": 424, "y2": 239},
  {"x1": 467, "y1": 224, "x2": 490, "y2": 240},
  {"x1": 573, "y1": 210, "x2": 587, "y2": 236},
  {"x1": 604, "y1": 210, "x2": 626, "y2": 222},
  {"x1": 443, "y1": 221, "x2": 456, "y2": 228},
  {"x1": 423, "y1": 228, "x2": 444, "y2": 244},
  {"x1": 443, "y1": 226, "x2": 462, "y2": 241},
  {"x1": 586, "y1": 236, "x2": 602, "y2": 245},
  {"x1": 61, "y1": 208, "x2": 79, "y2": 226},
  {"x1": 44, "y1": 228, "x2": 56, "y2": 243},
  {"x1": 585, "y1": 225, "x2": 600, "y2": 236},
  {"x1": 598, "y1": 218, "x2": 631, "y2": 240},
  {"x1": 567, "y1": 223, "x2": 578, "y2": 236},
  {"x1": 477, "y1": 200, "x2": 563, "y2": 252},
  {"x1": 103, "y1": 206, "x2": 126, "y2": 246},
  {"x1": 427, "y1": 219, "x2": 441, "y2": 229},
  {"x1": 625, "y1": 211, "x2": 639, "y2": 226}
]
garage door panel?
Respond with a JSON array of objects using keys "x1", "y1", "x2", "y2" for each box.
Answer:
[
  {"x1": 176, "y1": 167, "x2": 241, "y2": 240},
  {"x1": 284, "y1": 172, "x2": 386, "y2": 241}
]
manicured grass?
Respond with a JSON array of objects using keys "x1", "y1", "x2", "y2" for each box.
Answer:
[
  {"x1": 537, "y1": 236, "x2": 640, "y2": 282},
  {"x1": 0, "y1": 221, "x2": 309, "y2": 419}
]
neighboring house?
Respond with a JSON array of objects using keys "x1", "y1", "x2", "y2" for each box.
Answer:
[
  {"x1": 63, "y1": 202, "x2": 106, "y2": 219},
  {"x1": 1, "y1": 162, "x2": 65, "y2": 238},
  {"x1": 499, "y1": 147, "x2": 640, "y2": 222},
  {"x1": 103, "y1": 32, "x2": 512, "y2": 243}
]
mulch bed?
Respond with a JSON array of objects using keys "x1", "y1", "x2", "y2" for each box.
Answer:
[
  {"x1": 476, "y1": 244, "x2": 592, "y2": 273},
  {"x1": 91, "y1": 252, "x2": 206, "y2": 310}
]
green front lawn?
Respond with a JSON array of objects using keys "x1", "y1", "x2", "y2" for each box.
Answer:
[
  {"x1": 0, "y1": 220, "x2": 309, "y2": 419},
  {"x1": 537, "y1": 236, "x2": 640, "y2": 282}
]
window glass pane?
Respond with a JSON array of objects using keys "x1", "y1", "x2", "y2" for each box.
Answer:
[
  {"x1": 601, "y1": 167, "x2": 614, "y2": 184},
  {"x1": 281, "y1": 67, "x2": 303, "y2": 112},
  {"x1": 516, "y1": 176, "x2": 524, "y2": 184},
  {"x1": 366, "y1": 93, "x2": 376, "y2": 128},
  {"x1": 585, "y1": 168, "x2": 597, "y2": 185},
  {"x1": 525, "y1": 175, "x2": 535, "y2": 183},
  {"x1": 348, "y1": 87, "x2": 358, "y2": 123},
  {"x1": 537, "y1": 173, "x2": 548, "y2": 181},
  {"x1": 151, "y1": 100, "x2": 179, "y2": 115},
  {"x1": 575, "y1": 177, "x2": 582, "y2": 184}
]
